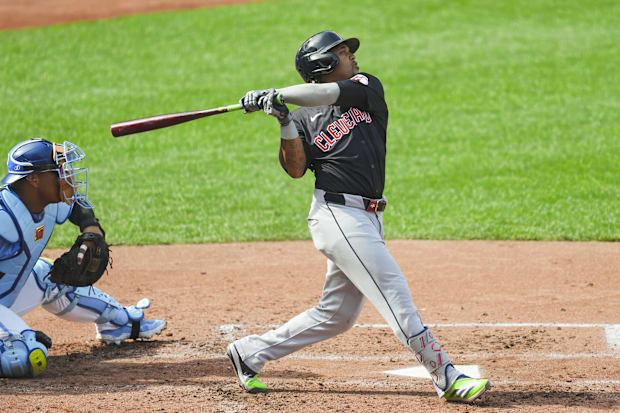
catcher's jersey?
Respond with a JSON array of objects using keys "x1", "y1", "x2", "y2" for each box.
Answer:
[
  {"x1": 0, "y1": 188, "x2": 70, "y2": 307},
  {"x1": 291, "y1": 72, "x2": 388, "y2": 199}
]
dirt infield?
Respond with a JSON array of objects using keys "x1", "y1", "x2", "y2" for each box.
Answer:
[
  {"x1": 0, "y1": 0, "x2": 261, "y2": 30},
  {"x1": 1, "y1": 241, "x2": 619, "y2": 412}
]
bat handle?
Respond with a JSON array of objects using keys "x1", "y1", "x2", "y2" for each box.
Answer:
[{"x1": 226, "y1": 103, "x2": 243, "y2": 111}]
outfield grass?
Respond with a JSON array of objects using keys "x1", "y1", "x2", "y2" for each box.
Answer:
[{"x1": 0, "y1": 0, "x2": 618, "y2": 246}]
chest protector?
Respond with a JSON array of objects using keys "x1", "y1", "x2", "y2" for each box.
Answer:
[{"x1": 0, "y1": 189, "x2": 71, "y2": 307}]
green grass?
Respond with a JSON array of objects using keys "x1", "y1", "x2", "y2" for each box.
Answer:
[{"x1": 0, "y1": 0, "x2": 618, "y2": 246}]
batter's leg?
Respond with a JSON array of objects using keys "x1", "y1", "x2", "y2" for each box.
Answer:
[
  {"x1": 233, "y1": 258, "x2": 366, "y2": 374},
  {"x1": 310, "y1": 198, "x2": 488, "y2": 398},
  {"x1": 311, "y1": 201, "x2": 425, "y2": 345}
]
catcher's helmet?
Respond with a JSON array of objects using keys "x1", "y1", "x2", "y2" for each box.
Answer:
[
  {"x1": 2, "y1": 139, "x2": 57, "y2": 186},
  {"x1": 295, "y1": 31, "x2": 360, "y2": 83},
  {"x1": 2, "y1": 138, "x2": 93, "y2": 208}
]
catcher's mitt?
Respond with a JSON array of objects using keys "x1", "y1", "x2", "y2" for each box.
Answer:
[{"x1": 49, "y1": 232, "x2": 110, "y2": 287}]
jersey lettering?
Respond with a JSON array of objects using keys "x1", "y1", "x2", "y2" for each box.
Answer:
[
  {"x1": 342, "y1": 112, "x2": 356, "y2": 129},
  {"x1": 312, "y1": 107, "x2": 373, "y2": 153},
  {"x1": 327, "y1": 123, "x2": 342, "y2": 140},
  {"x1": 314, "y1": 135, "x2": 330, "y2": 151},
  {"x1": 335, "y1": 119, "x2": 350, "y2": 135},
  {"x1": 321, "y1": 131, "x2": 335, "y2": 145}
]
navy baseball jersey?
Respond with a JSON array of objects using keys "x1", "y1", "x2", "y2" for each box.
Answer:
[{"x1": 291, "y1": 72, "x2": 388, "y2": 199}]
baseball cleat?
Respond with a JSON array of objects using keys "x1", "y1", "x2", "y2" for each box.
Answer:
[
  {"x1": 97, "y1": 319, "x2": 167, "y2": 345},
  {"x1": 443, "y1": 375, "x2": 490, "y2": 403},
  {"x1": 226, "y1": 343, "x2": 267, "y2": 393}
]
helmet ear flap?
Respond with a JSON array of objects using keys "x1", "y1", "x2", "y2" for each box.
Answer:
[{"x1": 307, "y1": 52, "x2": 340, "y2": 82}]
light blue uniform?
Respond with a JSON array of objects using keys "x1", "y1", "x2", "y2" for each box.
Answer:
[{"x1": 0, "y1": 188, "x2": 164, "y2": 378}]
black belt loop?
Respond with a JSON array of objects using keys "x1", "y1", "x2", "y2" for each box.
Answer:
[
  {"x1": 324, "y1": 192, "x2": 387, "y2": 212},
  {"x1": 324, "y1": 192, "x2": 346, "y2": 205}
]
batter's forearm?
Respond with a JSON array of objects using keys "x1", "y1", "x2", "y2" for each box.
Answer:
[
  {"x1": 279, "y1": 139, "x2": 306, "y2": 178},
  {"x1": 277, "y1": 83, "x2": 340, "y2": 107}
]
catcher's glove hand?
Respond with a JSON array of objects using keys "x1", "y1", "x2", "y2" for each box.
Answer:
[{"x1": 49, "y1": 232, "x2": 110, "y2": 287}]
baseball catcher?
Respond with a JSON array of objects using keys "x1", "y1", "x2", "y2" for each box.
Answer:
[
  {"x1": 226, "y1": 31, "x2": 490, "y2": 403},
  {"x1": 0, "y1": 139, "x2": 166, "y2": 378}
]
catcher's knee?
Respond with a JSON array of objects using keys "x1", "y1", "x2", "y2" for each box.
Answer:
[{"x1": 0, "y1": 330, "x2": 49, "y2": 378}]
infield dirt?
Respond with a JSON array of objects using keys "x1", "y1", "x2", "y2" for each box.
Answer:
[{"x1": 2, "y1": 241, "x2": 619, "y2": 412}]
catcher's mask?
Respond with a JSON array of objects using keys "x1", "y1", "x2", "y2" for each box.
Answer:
[
  {"x1": 295, "y1": 31, "x2": 360, "y2": 83},
  {"x1": 2, "y1": 138, "x2": 93, "y2": 208}
]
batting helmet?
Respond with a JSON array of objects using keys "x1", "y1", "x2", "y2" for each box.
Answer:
[{"x1": 295, "y1": 31, "x2": 360, "y2": 83}]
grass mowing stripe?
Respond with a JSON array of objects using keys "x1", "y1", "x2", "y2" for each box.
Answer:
[{"x1": 0, "y1": 0, "x2": 618, "y2": 245}]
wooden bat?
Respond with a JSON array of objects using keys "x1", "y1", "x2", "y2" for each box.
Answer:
[{"x1": 110, "y1": 103, "x2": 243, "y2": 137}]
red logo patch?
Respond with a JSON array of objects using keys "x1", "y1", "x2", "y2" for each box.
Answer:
[
  {"x1": 35, "y1": 225, "x2": 45, "y2": 242},
  {"x1": 350, "y1": 74, "x2": 368, "y2": 86}
]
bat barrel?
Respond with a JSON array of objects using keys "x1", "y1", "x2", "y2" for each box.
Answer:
[
  {"x1": 111, "y1": 112, "x2": 205, "y2": 137},
  {"x1": 110, "y1": 104, "x2": 243, "y2": 137}
]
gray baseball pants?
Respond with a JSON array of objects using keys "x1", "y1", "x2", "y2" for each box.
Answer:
[{"x1": 234, "y1": 189, "x2": 425, "y2": 372}]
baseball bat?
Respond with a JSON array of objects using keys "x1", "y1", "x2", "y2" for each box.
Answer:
[{"x1": 110, "y1": 103, "x2": 243, "y2": 137}]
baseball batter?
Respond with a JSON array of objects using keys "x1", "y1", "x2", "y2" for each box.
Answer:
[
  {"x1": 226, "y1": 31, "x2": 490, "y2": 403},
  {"x1": 0, "y1": 138, "x2": 166, "y2": 378}
]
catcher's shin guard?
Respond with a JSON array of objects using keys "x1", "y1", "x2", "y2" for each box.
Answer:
[
  {"x1": 0, "y1": 329, "x2": 48, "y2": 378},
  {"x1": 39, "y1": 277, "x2": 166, "y2": 345}
]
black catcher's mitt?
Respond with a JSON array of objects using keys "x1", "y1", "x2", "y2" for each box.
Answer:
[{"x1": 49, "y1": 232, "x2": 110, "y2": 287}]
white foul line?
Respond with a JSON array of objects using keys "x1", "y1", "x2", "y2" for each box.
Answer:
[
  {"x1": 221, "y1": 322, "x2": 619, "y2": 329},
  {"x1": 219, "y1": 322, "x2": 620, "y2": 353},
  {"x1": 384, "y1": 365, "x2": 480, "y2": 379},
  {"x1": 357, "y1": 322, "x2": 620, "y2": 328}
]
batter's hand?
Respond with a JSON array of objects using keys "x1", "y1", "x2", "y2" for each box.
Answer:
[
  {"x1": 240, "y1": 89, "x2": 269, "y2": 113},
  {"x1": 260, "y1": 89, "x2": 292, "y2": 126}
]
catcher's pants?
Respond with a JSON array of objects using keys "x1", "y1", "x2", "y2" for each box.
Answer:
[
  {"x1": 0, "y1": 258, "x2": 126, "y2": 348},
  {"x1": 235, "y1": 189, "x2": 426, "y2": 373}
]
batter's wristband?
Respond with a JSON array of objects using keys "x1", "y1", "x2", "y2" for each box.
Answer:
[{"x1": 280, "y1": 121, "x2": 298, "y2": 140}]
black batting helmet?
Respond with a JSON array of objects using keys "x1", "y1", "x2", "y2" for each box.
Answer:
[{"x1": 295, "y1": 31, "x2": 360, "y2": 83}]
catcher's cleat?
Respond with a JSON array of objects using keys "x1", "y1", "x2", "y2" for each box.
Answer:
[
  {"x1": 97, "y1": 319, "x2": 167, "y2": 345},
  {"x1": 226, "y1": 343, "x2": 267, "y2": 393},
  {"x1": 443, "y1": 375, "x2": 490, "y2": 403}
]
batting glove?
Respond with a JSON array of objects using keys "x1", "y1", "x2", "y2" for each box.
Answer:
[
  {"x1": 260, "y1": 89, "x2": 292, "y2": 126},
  {"x1": 240, "y1": 89, "x2": 269, "y2": 113}
]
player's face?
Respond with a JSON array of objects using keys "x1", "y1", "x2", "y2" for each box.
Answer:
[
  {"x1": 38, "y1": 171, "x2": 64, "y2": 204},
  {"x1": 322, "y1": 44, "x2": 358, "y2": 83},
  {"x1": 22, "y1": 171, "x2": 61, "y2": 207}
]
